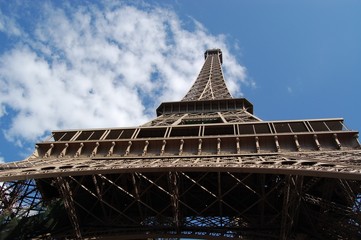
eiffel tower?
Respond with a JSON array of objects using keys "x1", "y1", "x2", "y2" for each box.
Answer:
[{"x1": 1, "y1": 49, "x2": 361, "y2": 240}]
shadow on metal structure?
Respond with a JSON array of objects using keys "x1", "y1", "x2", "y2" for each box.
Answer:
[{"x1": 1, "y1": 49, "x2": 361, "y2": 239}]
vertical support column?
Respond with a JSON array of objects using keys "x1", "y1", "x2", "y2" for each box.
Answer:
[
  {"x1": 92, "y1": 175, "x2": 108, "y2": 220},
  {"x1": 218, "y1": 172, "x2": 223, "y2": 227},
  {"x1": 280, "y1": 175, "x2": 303, "y2": 240},
  {"x1": 131, "y1": 173, "x2": 144, "y2": 221},
  {"x1": 56, "y1": 177, "x2": 82, "y2": 239},
  {"x1": 168, "y1": 172, "x2": 180, "y2": 232},
  {"x1": 258, "y1": 174, "x2": 265, "y2": 226}
]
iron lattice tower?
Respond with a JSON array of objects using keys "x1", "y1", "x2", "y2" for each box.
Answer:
[{"x1": 1, "y1": 49, "x2": 361, "y2": 240}]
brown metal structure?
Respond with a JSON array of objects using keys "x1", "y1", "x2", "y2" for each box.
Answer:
[{"x1": 1, "y1": 49, "x2": 361, "y2": 239}]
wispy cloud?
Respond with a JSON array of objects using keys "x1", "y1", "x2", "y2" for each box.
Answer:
[
  {"x1": 0, "y1": 156, "x2": 5, "y2": 164},
  {"x1": 0, "y1": 8, "x2": 22, "y2": 37},
  {"x1": 0, "y1": 1, "x2": 248, "y2": 144}
]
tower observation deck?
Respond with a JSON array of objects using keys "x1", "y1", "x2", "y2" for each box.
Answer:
[{"x1": 1, "y1": 49, "x2": 361, "y2": 239}]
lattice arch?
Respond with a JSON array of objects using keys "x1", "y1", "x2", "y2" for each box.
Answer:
[{"x1": 1, "y1": 49, "x2": 360, "y2": 239}]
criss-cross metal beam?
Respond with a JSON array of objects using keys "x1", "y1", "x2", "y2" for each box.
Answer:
[
  {"x1": 280, "y1": 175, "x2": 303, "y2": 239},
  {"x1": 56, "y1": 177, "x2": 82, "y2": 239},
  {"x1": 168, "y1": 172, "x2": 180, "y2": 230},
  {"x1": 1, "y1": 48, "x2": 360, "y2": 239},
  {"x1": 68, "y1": 176, "x2": 138, "y2": 225}
]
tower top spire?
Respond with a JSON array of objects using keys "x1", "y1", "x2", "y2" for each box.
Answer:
[
  {"x1": 156, "y1": 49, "x2": 254, "y2": 117},
  {"x1": 204, "y1": 48, "x2": 223, "y2": 64},
  {"x1": 182, "y1": 48, "x2": 231, "y2": 101}
]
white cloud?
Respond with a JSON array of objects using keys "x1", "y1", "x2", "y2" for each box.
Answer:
[
  {"x1": 0, "y1": 2, "x2": 249, "y2": 144},
  {"x1": 0, "y1": 8, "x2": 22, "y2": 37},
  {"x1": 0, "y1": 156, "x2": 4, "y2": 164}
]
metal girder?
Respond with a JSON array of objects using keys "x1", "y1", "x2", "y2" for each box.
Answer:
[
  {"x1": 1, "y1": 171, "x2": 360, "y2": 239},
  {"x1": 0, "y1": 180, "x2": 44, "y2": 222},
  {"x1": 1, "y1": 48, "x2": 360, "y2": 239},
  {"x1": 168, "y1": 172, "x2": 180, "y2": 231},
  {"x1": 2, "y1": 152, "x2": 361, "y2": 183},
  {"x1": 279, "y1": 175, "x2": 303, "y2": 239},
  {"x1": 56, "y1": 177, "x2": 82, "y2": 239},
  {"x1": 68, "y1": 175, "x2": 138, "y2": 225}
]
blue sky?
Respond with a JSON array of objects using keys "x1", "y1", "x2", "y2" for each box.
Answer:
[{"x1": 0, "y1": 0, "x2": 360, "y2": 163}]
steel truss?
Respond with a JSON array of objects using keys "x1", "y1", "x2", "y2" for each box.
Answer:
[
  {"x1": 1, "y1": 49, "x2": 361, "y2": 239},
  {"x1": 1, "y1": 170, "x2": 360, "y2": 239}
]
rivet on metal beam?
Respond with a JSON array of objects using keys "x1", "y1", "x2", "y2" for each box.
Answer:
[
  {"x1": 274, "y1": 136, "x2": 281, "y2": 152},
  {"x1": 313, "y1": 134, "x2": 321, "y2": 150},
  {"x1": 91, "y1": 142, "x2": 100, "y2": 157},
  {"x1": 236, "y1": 137, "x2": 241, "y2": 154},
  {"x1": 179, "y1": 139, "x2": 184, "y2": 155},
  {"x1": 107, "y1": 142, "x2": 116, "y2": 156},
  {"x1": 198, "y1": 139, "x2": 203, "y2": 155},
  {"x1": 333, "y1": 134, "x2": 342, "y2": 150},
  {"x1": 294, "y1": 135, "x2": 301, "y2": 151},
  {"x1": 160, "y1": 140, "x2": 166, "y2": 156},
  {"x1": 34, "y1": 145, "x2": 40, "y2": 157},
  {"x1": 125, "y1": 141, "x2": 132, "y2": 156},
  {"x1": 142, "y1": 141, "x2": 149, "y2": 156},
  {"x1": 75, "y1": 143, "x2": 84, "y2": 157},
  {"x1": 255, "y1": 137, "x2": 260, "y2": 153},
  {"x1": 44, "y1": 143, "x2": 54, "y2": 158},
  {"x1": 59, "y1": 143, "x2": 69, "y2": 158}
]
